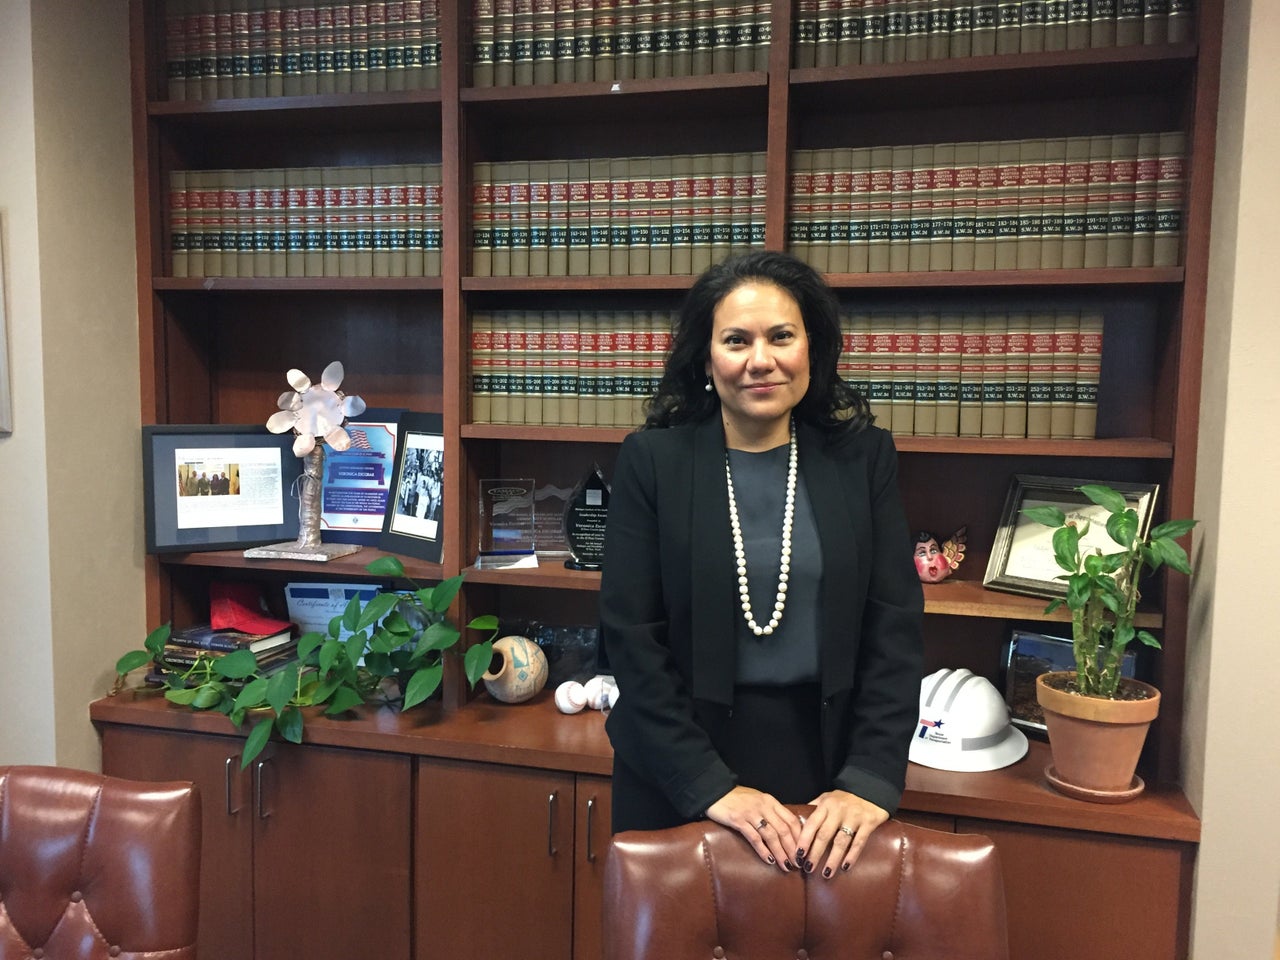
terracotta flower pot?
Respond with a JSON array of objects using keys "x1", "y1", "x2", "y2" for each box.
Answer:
[{"x1": 1035, "y1": 671, "x2": 1161, "y2": 803}]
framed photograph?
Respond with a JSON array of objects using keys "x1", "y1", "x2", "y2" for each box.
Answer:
[
  {"x1": 143, "y1": 425, "x2": 304, "y2": 553},
  {"x1": 1003, "y1": 629, "x2": 1136, "y2": 733},
  {"x1": 984, "y1": 475, "x2": 1159, "y2": 599},
  {"x1": 320, "y1": 408, "x2": 404, "y2": 545},
  {"x1": 379, "y1": 412, "x2": 445, "y2": 564}
]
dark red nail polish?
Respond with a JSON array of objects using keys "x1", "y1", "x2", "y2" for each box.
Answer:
[
  {"x1": 784, "y1": 860, "x2": 795, "y2": 870},
  {"x1": 823, "y1": 867, "x2": 833, "y2": 878},
  {"x1": 796, "y1": 848, "x2": 805, "y2": 860},
  {"x1": 804, "y1": 860, "x2": 814, "y2": 873},
  {"x1": 767, "y1": 855, "x2": 776, "y2": 864},
  {"x1": 841, "y1": 862, "x2": 852, "y2": 873}
]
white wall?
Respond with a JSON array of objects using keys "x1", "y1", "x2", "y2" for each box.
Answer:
[
  {"x1": 0, "y1": 0, "x2": 140, "y2": 769},
  {"x1": 0, "y1": 0, "x2": 57, "y2": 765},
  {"x1": 1187, "y1": 0, "x2": 1280, "y2": 957}
]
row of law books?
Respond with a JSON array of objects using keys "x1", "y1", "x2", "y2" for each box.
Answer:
[
  {"x1": 163, "y1": 0, "x2": 442, "y2": 102},
  {"x1": 472, "y1": 152, "x2": 767, "y2": 277},
  {"x1": 792, "y1": 0, "x2": 1194, "y2": 68},
  {"x1": 471, "y1": 0, "x2": 772, "y2": 87},
  {"x1": 470, "y1": 309, "x2": 675, "y2": 427},
  {"x1": 787, "y1": 132, "x2": 1185, "y2": 273},
  {"x1": 167, "y1": 164, "x2": 444, "y2": 278},
  {"x1": 842, "y1": 310, "x2": 1102, "y2": 439}
]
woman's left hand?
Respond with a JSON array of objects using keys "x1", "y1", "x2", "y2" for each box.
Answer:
[{"x1": 795, "y1": 789, "x2": 889, "y2": 879}]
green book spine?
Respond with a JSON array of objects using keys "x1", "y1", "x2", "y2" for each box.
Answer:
[
  {"x1": 1049, "y1": 311, "x2": 1080, "y2": 439},
  {"x1": 979, "y1": 312, "x2": 1006, "y2": 438},
  {"x1": 913, "y1": 311, "x2": 940, "y2": 436},
  {"x1": 1003, "y1": 312, "x2": 1030, "y2": 438},
  {"x1": 547, "y1": 159, "x2": 570, "y2": 275},
  {"x1": 934, "y1": 313, "x2": 962, "y2": 436},
  {"x1": 847, "y1": 147, "x2": 872, "y2": 273},
  {"x1": 891, "y1": 314, "x2": 918, "y2": 436},
  {"x1": 1153, "y1": 130, "x2": 1185, "y2": 266},
  {"x1": 509, "y1": 159, "x2": 532, "y2": 277},
  {"x1": 950, "y1": 140, "x2": 978, "y2": 270},
  {"x1": 888, "y1": 143, "x2": 913, "y2": 272},
  {"x1": 908, "y1": 142, "x2": 934, "y2": 272},
  {"x1": 567, "y1": 159, "x2": 592, "y2": 276},
  {"x1": 1060, "y1": 135, "x2": 1090, "y2": 269},
  {"x1": 1072, "y1": 311, "x2": 1103, "y2": 439},
  {"x1": 169, "y1": 169, "x2": 190, "y2": 277},
  {"x1": 957, "y1": 312, "x2": 985, "y2": 437}
]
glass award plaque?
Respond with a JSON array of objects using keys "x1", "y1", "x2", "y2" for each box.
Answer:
[
  {"x1": 563, "y1": 464, "x2": 610, "y2": 571},
  {"x1": 478, "y1": 478, "x2": 537, "y2": 569}
]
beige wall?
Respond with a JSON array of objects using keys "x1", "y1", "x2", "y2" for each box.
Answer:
[
  {"x1": 0, "y1": 0, "x2": 141, "y2": 769},
  {"x1": 1187, "y1": 0, "x2": 1280, "y2": 957}
]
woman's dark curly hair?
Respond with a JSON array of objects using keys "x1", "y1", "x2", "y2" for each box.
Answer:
[{"x1": 642, "y1": 250, "x2": 872, "y2": 432}]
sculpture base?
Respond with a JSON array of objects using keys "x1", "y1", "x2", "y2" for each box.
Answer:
[{"x1": 243, "y1": 541, "x2": 363, "y2": 563}]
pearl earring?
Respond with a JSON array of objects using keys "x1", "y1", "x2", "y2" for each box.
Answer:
[{"x1": 705, "y1": 377, "x2": 714, "y2": 393}]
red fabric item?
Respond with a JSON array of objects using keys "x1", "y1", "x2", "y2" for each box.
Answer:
[{"x1": 210, "y1": 580, "x2": 293, "y2": 635}]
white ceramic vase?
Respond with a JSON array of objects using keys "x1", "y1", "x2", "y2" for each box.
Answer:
[{"x1": 482, "y1": 635, "x2": 550, "y2": 704}]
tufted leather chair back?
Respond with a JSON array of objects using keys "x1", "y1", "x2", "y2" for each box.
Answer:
[
  {"x1": 0, "y1": 765, "x2": 201, "y2": 960},
  {"x1": 604, "y1": 812, "x2": 1009, "y2": 960}
]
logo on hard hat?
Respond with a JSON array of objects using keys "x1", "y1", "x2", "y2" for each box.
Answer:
[{"x1": 908, "y1": 668, "x2": 1028, "y2": 773}]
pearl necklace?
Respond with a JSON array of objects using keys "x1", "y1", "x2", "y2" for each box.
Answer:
[{"x1": 724, "y1": 420, "x2": 797, "y2": 637}]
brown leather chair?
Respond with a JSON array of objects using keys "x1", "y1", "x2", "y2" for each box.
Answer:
[
  {"x1": 604, "y1": 812, "x2": 1009, "y2": 960},
  {"x1": 0, "y1": 765, "x2": 201, "y2": 960}
]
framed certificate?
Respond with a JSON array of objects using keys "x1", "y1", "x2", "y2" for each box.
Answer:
[{"x1": 143, "y1": 425, "x2": 303, "y2": 553}]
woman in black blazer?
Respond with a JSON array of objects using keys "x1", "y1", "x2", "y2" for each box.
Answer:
[{"x1": 600, "y1": 251, "x2": 923, "y2": 879}]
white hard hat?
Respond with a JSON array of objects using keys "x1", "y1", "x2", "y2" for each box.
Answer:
[{"x1": 909, "y1": 668, "x2": 1028, "y2": 772}]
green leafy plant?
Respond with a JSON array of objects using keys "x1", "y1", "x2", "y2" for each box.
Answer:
[
  {"x1": 113, "y1": 556, "x2": 498, "y2": 767},
  {"x1": 1022, "y1": 483, "x2": 1197, "y2": 699}
]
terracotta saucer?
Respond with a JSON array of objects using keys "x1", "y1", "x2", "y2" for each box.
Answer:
[{"x1": 1044, "y1": 765, "x2": 1145, "y2": 803}]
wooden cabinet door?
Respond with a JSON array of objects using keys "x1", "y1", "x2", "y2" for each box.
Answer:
[
  {"x1": 416, "y1": 757, "x2": 575, "y2": 960},
  {"x1": 959, "y1": 818, "x2": 1194, "y2": 960},
  {"x1": 573, "y1": 774, "x2": 612, "y2": 960},
  {"x1": 101, "y1": 724, "x2": 255, "y2": 960},
  {"x1": 251, "y1": 742, "x2": 413, "y2": 960}
]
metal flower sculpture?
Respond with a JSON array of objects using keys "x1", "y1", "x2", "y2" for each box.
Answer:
[
  {"x1": 266, "y1": 361, "x2": 367, "y2": 457},
  {"x1": 249, "y1": 361, "x2": 367, "y2": 561}
]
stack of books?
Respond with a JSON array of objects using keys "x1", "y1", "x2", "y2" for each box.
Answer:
[
  {"x1": 471, "y1": 0, "x2": 772, "y2": 86},
  {"x1": 792, "y1": 0, "x2": 1195, "y2": 67},
  {"x1": 787, "y1": 132, "x2": 1185, "y2": 273},
  {"x1": 470, "y1": 308, "x2": 675, "y2": 427},
  {"x1": 166, "y1": 163, "x2": 443, "y2": 279},
  {"x1": 471, "y1": 151, "x2": 767, "y2": 276},
  {"x1": 839, "y1": 309, "x2": 1103, "y2": 439},
  {"x1": 163, "y1": 0, "x2": 442, "y2": 101},
  {"x1": 155, "y1": 623, "x2": 299, "y2": 680}
]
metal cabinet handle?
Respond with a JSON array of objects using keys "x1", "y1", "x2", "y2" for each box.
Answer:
[
  {"x1": 225, "y1": 755, "x2": 241, "y2": 815},
  {"x1": 547, "y1": 791, "x2": 558, "y2": 857},
  {"x1": 585, "y1": 796, "x2": 597, "y2": 863},
  {"x1": 255, "y1": 759, "x2": 272, "y2": 820}
]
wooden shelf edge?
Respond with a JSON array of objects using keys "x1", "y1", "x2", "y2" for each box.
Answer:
[
  {"x1": 824, "y1": 267, "x2": 1185, "y2": 288},
  {"x1": 158, "y1": 547, "x2": 445, "y2": 582},
  {"x1": 464, "y1": 563, "x2": 602, "y2": 590},
  {"x1": 154, "y1": 277, "x2": 445, "y2": 292},
  {"x1": 149, "y1": 89, "x2": 444, "y2": 115},
  {"x1": 924, "y1": 579, "x2": 1162, "y2": 628},
  {"x1": 90, "y1": 693, "x2": 1197, "y2": 841},
  {"x1": 789, "y1": 42, "x2": 1198, "y2": 87},
  {"x1": 461, "y1": 71, "x2": 768, "y2": 102}
]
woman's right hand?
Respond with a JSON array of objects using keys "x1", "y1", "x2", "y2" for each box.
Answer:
[{"x1": 704, "y1": 786, "x2": 803, "y2": 872}]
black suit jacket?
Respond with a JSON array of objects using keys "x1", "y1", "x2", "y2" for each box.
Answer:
[{"x1": 600, "y1": 416, "x2": 924, "y2": 831}]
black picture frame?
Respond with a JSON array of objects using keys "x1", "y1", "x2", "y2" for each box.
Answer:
[
  {"x1": 1002, "y1": 629, "x2": 1137, "y2": 734},
  {"x1": 143, "y1": 425, "x2": 303, "y2": 553},
  {"x1": 379, "y1": 412, "x2": 445, "y2": 564},
  {"x1": 983, "y1": 474, "x2": 1159, "y2": 600}
]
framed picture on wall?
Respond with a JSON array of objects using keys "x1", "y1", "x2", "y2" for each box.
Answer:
[
  {"x1": 984, "y1": 475, "x2": 1159, "y2": 600},
  {"x1": 142, "y1": 425, "x2": 303, "y2": 552}
]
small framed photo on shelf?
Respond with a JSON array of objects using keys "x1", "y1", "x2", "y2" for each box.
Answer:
[
  {"x1": 983, "y1": 474, "x2": 1159, "y2": 600},
  {"x1": 379, "y1": 412, "x2": 445, "y2": 564},
  {"x1": 1003, "y1": 629, "x2": 1136, "y2": 733},
  {"x1": 142, "y1": 424, "x2": 303, "y2": 553}
]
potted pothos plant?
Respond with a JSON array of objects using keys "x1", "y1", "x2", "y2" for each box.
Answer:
[
  {"x1": 113, "y1": 556, "x2": 498, "y2": 767},
  {"x1": 1022, "y1": 483, "x2": 1196, "y2": 802}
]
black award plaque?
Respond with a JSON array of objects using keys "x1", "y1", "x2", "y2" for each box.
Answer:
[{"x1": 563, "y1": 463, "x2": 610, "y2": 571}]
